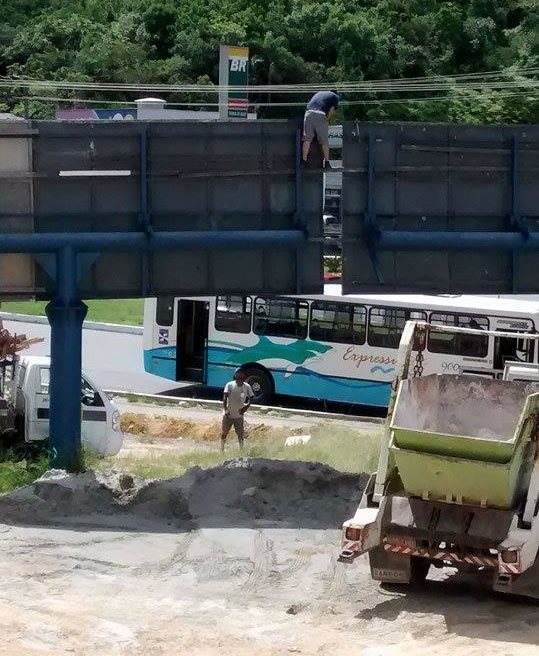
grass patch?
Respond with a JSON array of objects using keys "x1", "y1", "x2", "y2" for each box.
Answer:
[
  {"x1": 324, "y1": 255, "x2": 342, "y2": 274},
  {"x1": 0, "y1": 421, "x2": 381, "y2": 492},
  {"x1": 101, "y1": 425, "x2": 381, "y2": 480},
  {"x1": 0, "y1": 454, "x2": 49, "y2": 493},
  {"x1": 0, "y1": 299, "x2": 144, "y2": 326}
]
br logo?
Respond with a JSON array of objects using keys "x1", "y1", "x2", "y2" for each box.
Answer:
[{"x1": 230, "y1": 58, "x2": 247, "y2": 72}]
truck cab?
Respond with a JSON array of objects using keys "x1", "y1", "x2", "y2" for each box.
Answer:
[{"x1": 11, "y1": 356, "x2": 123, "y2": 457}]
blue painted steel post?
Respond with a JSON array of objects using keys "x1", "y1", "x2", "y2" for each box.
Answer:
[{"x1": 45, "y1": 246, "x2": 87, "y2": 471}]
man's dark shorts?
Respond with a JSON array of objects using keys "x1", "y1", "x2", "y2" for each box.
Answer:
[{"x1": 221, "y1": 414, "x2": 245, "y2": 441}]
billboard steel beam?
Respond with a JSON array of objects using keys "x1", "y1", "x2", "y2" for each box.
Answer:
[
  {"x1": 375, "y1": 231, "x2": 538, "y2": 251},
  {"x1": 0, "y1": 229, "x2": 307, "y2": 253}
]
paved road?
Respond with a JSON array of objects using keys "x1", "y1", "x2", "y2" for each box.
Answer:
[
  {"x1": 2, "y1": 319, "x2": 172, "y2": 395},
  {"x1": 2, "y1": 319, "x2": 386, "y2": 417}
]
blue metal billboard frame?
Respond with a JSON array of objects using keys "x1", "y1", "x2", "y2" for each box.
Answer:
[
  {"x1": 342, "y1": 122, "x2": 539, "y2": 293},
  {"x1": 31, "y1": 229, "x2": 304, "y2": 471},
  {"x1": 362, "y1": 131, "x2": 534, "y2": 286},
  {"x1": 0, "y1": 120, "x2": 314, "y2": 471}
]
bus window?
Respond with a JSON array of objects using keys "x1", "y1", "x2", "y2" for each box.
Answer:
[
  {"x1": 254, "y1": 297, "x2": 308, "y2": 339},
  {"x1": 156, "y1": 297, "x2": 174, "y2": 327},
  {"x1": 428, "y1": 313, "x2": 489, "y2": 357},
  {"x1": 368, "y1": 307, "x2": 426, "y2": 349},
  {"x1": 215, "y1": 296, "x2": 252, "y2": 334},
  {"x1": 310, "y1": 301, "x2": 366, "y2": 344}
]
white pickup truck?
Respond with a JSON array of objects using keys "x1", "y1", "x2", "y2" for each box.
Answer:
[{"x1": 0, "y1": 355, "x2": 123, "y2": 457}]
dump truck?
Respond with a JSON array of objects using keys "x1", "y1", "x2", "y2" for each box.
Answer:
[{"x1": 339, "y1": 320, "x2": 539, "y2": 598}]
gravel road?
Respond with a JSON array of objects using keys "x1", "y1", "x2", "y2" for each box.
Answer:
[{"x1": 0, "y1": 464, "x2": 538, "y2": 655}]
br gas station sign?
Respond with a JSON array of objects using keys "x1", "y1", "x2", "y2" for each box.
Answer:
[{"x1": 219, "y1": 45, "x2": 249, "y2": 119}]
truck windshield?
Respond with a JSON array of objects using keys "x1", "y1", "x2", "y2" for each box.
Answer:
[{"x1": 81, "y1": 377, "x2": 104, "y2": 407}]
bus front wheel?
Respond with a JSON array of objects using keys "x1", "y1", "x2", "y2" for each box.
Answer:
[{"x1": 240, "y1": 368, "x2": 273, "y2": 405}]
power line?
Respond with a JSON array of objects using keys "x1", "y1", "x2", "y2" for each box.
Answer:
[
  {"x1": 2, "y1": 79, "x2": 536, "y2": 100},
  {"x1": 0, "y1": 67, "x2": 537, "y2": 95},
  {"x1": 9, "y1": 89, "x2": 538, "y2": 109}
]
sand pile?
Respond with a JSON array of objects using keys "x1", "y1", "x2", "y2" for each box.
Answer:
[
  {"x1": 122, "y1": 412, "x2": 283, "y2": 441},
  {"x1": 0, "y1": 459, "x2": 367, "y2": 530}
]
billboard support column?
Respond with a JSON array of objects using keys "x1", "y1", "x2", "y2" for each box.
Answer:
[
  {"x1": 45, "y1": 246, "x2": 87, "y2": 472},
  {"x1": 219, "y1": 45, "x2": 249, "y2": 119}
]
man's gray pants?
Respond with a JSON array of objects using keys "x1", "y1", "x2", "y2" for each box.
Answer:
[{"x1": 303, "y1": 110, "x2": 329, "y2": 146}]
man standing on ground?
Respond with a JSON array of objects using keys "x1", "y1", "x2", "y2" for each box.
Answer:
[
  {"x1": 221, "y1": 369, "x2": 254, "y2": 452},
  {"x1": 302, "y1": 90, "x2": 340, "y2": 163}
]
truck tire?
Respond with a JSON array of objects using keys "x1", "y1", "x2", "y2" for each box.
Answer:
[
  {"x1": 410, "y1": 556, "x2": 430, "y2": 584},
  {"x1": 0, "y1": 427, "x2": 17, "y2": 450},
  {"x1": 240, "y1": 367, "x2": 273, "y2": 404}
]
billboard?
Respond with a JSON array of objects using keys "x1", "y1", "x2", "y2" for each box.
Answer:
[
  {"x1": 341, "y1": 122, "x2": 539, "y2": 293},
  {"x1": 0, "y1": 119, "x2": 323, "y2": 298},
  {"x1": 219, "y1": 45, "x2": 249, "y2": 119}
]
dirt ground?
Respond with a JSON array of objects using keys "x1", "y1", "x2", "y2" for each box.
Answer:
[
  {"x1": 115, "y1": 398, "x2": 382, "y2": 437},
  {"x1": 0, "y1": 463, "x2": 538, "y2": 655}
]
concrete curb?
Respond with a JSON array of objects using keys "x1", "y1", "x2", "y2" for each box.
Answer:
[
  {"x1": 105, "y1": 389, "x2": 385, "y2": 425},
  {"x1": 0, "y1": 312, "x2": 142, "y2": 335}
]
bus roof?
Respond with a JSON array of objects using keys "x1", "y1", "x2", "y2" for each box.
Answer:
[{"x1": 318, "y1": 285, "x2": 539, "y2": 320}]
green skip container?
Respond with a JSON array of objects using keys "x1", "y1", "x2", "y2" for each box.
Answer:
[{"x1": 390, "y1": 374, "x2": 539, "y2": 509}]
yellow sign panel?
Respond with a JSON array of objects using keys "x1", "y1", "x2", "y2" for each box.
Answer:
[{"x1": 228, "y1": 47, "x2": 249, "y2": 58}]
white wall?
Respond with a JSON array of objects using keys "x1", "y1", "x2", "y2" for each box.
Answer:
[{"x1": 135, "y1": 98, "x2": 256, "y2": 121}]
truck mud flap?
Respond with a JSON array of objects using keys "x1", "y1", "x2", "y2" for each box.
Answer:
[{"x1": 369, "y1": 546, "x2": 412, "y2": 584}]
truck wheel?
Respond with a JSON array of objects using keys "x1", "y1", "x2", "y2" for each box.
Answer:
[
  {"x1": 240, "y1": 368, "x2": 273, "y2": 404},
  {"x1": 410, "y1": 557, "x2": 430, "y2": 584},
  {"x1": 0, "y1": 428, "x2": 18, "y2": 450}
]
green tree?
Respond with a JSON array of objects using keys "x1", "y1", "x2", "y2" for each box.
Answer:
[{"x1": 0, "y1": 0, "x2": 536, "y2": 122}]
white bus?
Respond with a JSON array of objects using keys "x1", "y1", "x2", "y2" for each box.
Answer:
[{"x1": 143, "y1": 286, "x2": 539, "y2": 407}]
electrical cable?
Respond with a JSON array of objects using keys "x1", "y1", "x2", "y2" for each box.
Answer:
[{"x1": 0, "y1": 67, "x2": 537, "y2": 95}]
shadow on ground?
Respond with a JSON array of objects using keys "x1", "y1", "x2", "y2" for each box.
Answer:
[{"x1": 356, "y1": 570, "x2": 539, "y2": 646}]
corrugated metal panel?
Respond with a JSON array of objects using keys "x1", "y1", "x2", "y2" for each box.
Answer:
[{"x1": 342, "y1": 121, "x2": 539, "y2": 293}]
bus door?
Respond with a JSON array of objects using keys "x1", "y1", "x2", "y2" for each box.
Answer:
[
  {"x1": 176, "y1": 300, "x2": 209, "y2": 383},
  {"x1": 493, "y1": 318, "x2": 535, "y2": 371},
  {"x1": 494, "y1": 332, "x2": 534, "y2": 370}
]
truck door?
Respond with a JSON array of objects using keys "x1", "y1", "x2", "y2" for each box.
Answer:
[
  {"x1": 80, "y1": 376, "x2": 108, "y2": 450},
  {"x1": 26, "y1": 366, "x2": 51, "y2": 442},
  {"x1": 176, "y1": 300, "x2": 209, "y2": 383},
  {"x1": 26, "y1": 368, "x2": 109, "y2": 448}
]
